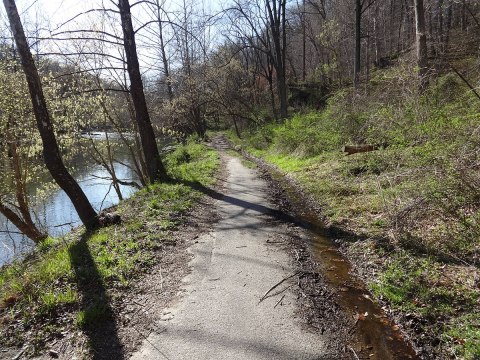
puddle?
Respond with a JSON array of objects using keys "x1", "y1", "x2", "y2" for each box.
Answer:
[{"x1": 267, "y1": 169, "x2": 418, "y2": 360}]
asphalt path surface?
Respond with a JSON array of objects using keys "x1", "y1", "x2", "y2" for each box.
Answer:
[{"x1": 130, "y1": 154, "x2": 329, "y2": 360}]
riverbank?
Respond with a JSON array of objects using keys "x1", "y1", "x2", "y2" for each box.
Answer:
[
  {"x1": 0, "y1": 141, "x2": 219, "y2": 359},
  {"x1": 226, "y1": 63, "x2": 480, "y2": 359}
]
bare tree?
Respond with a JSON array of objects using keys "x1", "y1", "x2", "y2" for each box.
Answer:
[
  {"x1": 118, "y1": 0, "x2": 169, "y2": 183},
  {"x1": 3, "y1": 0, "x2": 100, "y2": 231},
  {"x1": 414, "y1": 0, "x2": 428, "y2": 92},
  {"x1": 266, "y1": 0, "x2": 288, "y2": 119},
  {"x1": 228, "y1": 0, "x2": 289, "y2": 119},
  {"x1": 354, "y1": 0, "x2": 376, "y2": 87}
]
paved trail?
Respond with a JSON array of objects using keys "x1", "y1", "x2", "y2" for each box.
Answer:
[{"x1": 130, "y1": 152, "x2": 329, "y2": 360}]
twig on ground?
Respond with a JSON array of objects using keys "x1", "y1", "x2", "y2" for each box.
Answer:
[
  {"x1": 159, "y1": 266, "x2": 164, "y2": 290},
  {"x1": 132, "y1": 299, "x2": 147, "y2": 307},
  {"x1": 348, "y1": 346, "x2": 360, "y2": 360},
  {"x1": 348, "y1": 317, "x2": 359, "y2": 334},
  {"x1": 131, "y1": 326, "x2": 171, "y2": 360},
  {"x1": 274, "y1": 294, "x2": 286, "y2": 308},
  {"x1": 12, "y1": 347, "x2": 26, "y2": 360},
  {"x1": 259, "y1": 271, "x2": 301, "y2": 303},
  {"x1": 266, "y1": 239, "x2": 284, "y2": 244}
]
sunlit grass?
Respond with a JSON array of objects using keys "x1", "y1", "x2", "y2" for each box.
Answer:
[
  {"x1": 227, "y1": 68, "x2": 480, "y2": 358},
  {"x1": 0, "y1": 140, "x2": 219, "y2": 352}
]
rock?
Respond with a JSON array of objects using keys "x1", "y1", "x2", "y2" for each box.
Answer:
[{"x1": 99, "y1": 213, "x2": 121, "y2": 226}]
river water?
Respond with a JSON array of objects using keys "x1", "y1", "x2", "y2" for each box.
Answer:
[{"x1": 0, "y1": 135, "x2": 143, "y2": 267}]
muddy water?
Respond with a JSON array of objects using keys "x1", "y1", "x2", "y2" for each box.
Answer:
[{"x1": 267, "y1": 169, "x2": 418, "y2": 360}]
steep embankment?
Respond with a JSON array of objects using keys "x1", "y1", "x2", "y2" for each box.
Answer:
[{"x1": 229, "y1": 57, "x2": 480, "y2": 360}]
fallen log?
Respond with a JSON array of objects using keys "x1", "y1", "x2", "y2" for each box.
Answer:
[{"x1": 342, "y1": 144, "x2": 378, "y2": 155}]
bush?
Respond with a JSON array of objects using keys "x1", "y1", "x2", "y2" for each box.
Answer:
[
  {"x1": 272, "y1": 112, "x2": 343, "y2": 157},
  {"x1": 244, "y1": 123, "x2": 277, "y2": 150}
]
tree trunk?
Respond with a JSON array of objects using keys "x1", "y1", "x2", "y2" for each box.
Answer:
[
  {"x1": 438, "y1": 0, "x2": 445, "y2": 52},
  {"x1": 461, "y1": 0, "x2": 467, "y2": 31},
  {"x1": 365, "y1": 19, "x2": 370, "y2": 91},
  {"x1": 414, "y1": 0, "x2": 429, "y2": 92},
  {"x1": 373, "y1": 5, "x2": 379, "y2": 64},
  {"x1": 4, "y1": 125, "x2": 46, "y2": 242},
  {"x1": 302, "y1": 0, "x2": 306, "y2": 82},
  {"x1": 232, "y1": 116, "x2": 241, "y2": 138},
  {"x1": 397, "y1": 0, "x2": 405, "y2": 52},
  {"x1": 105, "y1": 131, "x2": 123, "y2": 201},
  {"x1": 354, "y1": 0, "x2": 362, "y2": 87},
  {"x1": 118, "y1": 0, "x2": 168, "y2": 183},
  {"x1": 3, "y1": 0, "x2": 99, "y2": 231},
  {"x1": 155, "y1": 0, "x2": 173, "y2": 101},
  {"x1": 0, "y1": 201, "x2": 47, "y2": 242},
  {"x1": 267, "y1": 62, "x2": 278, "y2": 121},
  {"x1": 280, "y1": 0, "x2": 288, "y2": 119},
  {"x1": 445, "y1": 1, "x2": 453, "y2": 52},
  {"x1": 428, "y1": 2, "x2": 437, "y2": 56},
  {"x1": 266, "y1": 0, "x2": 288, "y2": 120}
]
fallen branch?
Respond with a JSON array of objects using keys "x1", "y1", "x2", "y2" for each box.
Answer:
[
  {"x1": 12, "y1": 348, "x2": 26, "y2": 360},
  {"x1": 259, "y1": 271, "x2": 301, "y2": 303},
  {"x1": 343, "y1": 144, "x2": 378, "y2": 155},
  {"x1": 450, "y1": 64, "x2": 480, "y2": 102}
]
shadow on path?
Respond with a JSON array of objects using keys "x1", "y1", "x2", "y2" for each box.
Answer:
[
  {"x1": 69, "y1": 233, "x2": 124, "y2": 360},
  {"x1": 146, "y1": 323, "x2": 345, "y2": 360},
  {"x1": 175, "y1": 178, "x2": 328, "y2": 235}
]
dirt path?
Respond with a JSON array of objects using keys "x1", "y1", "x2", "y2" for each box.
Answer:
[{"x1": 130, "y1": 153, "x2": 332, "y2": 359}]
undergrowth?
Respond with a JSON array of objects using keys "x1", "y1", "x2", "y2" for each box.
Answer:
[
  {"x1": 0, "y1": 140, "x2": 219, "y2": 356},
  {"x1": 229, "y1": 57, "x2": 480, "y2": 359}
]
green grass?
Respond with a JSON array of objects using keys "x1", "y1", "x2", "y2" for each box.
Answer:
[
  {"x1": 446, "y1": 314, "x2": 480, "y2": 360},
  {"x1": 228, "y1": 62, "x2": 480, "y2": 358},
  {"x1": 75, "y1": 297, "x2": 110, "y2": 329},
  {"x1": 371, "y1": 253, "x2": 479, "y2": 315},
  {"x1": 0, "y1": 140, "x2": 219, "y2": 353}
]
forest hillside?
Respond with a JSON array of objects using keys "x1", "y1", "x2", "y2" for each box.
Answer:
[{"x1": 228, "y1": 12, "x2": 480, "y2": 360}]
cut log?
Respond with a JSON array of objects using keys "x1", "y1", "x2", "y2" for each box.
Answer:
[{"x1": 343, "y1": 144, "x2": 378, "y2": 155}]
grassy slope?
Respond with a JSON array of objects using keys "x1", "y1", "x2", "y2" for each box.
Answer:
[
  {"x1": 0, "y1": 141, "x2": 219, "y2": 356},
  {"x1": 230, "y1": 58, "x2": 480, "y2": 359}
]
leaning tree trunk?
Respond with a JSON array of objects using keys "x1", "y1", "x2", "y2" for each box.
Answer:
[
  {"x1": 3, "y1": 0, "x2": 99, "y2": 231},
  {"x1": 118, "y1": 0, "x2": 168, "y2": 183},
  {"x1": 0, "y1": 202, "x2": 46, "y2": 242},
  {"x1": 414, "y1": 0, "x2": 429, "y2": 92},
  {"x1": 5, "y1": 127, "x2": 47, "y2": 242}
]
